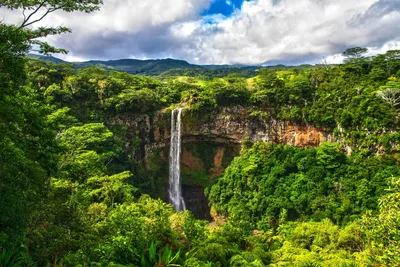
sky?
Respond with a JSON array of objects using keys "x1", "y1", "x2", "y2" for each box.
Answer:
[{"x1": 1, "y1": 0, "x2": 400, "y2": 65}]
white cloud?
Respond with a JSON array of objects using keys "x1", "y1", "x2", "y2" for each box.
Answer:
[
  {"x1": 171, "y1": 0, "x2": 399, "y2": 64},
  {"x1": 170, "y1": 20, "x2": 201, "y2": 39},
  {"x1": 62, "y1": 54, "x2": 87, "y2": 62},
  {"x1": 0, "y1": 0, "x2": 213, "y2": 60},
  {"x1": 324, "y1": 54, "x2": 345, "y2": 65},
  {"x1": 367, "y1": 40, "x2": 400, "y2": 56},
  {"x1": 6, "y1": 0, "x2": 212, "y2": 31},
  {"x1": 309, "y1": 39, "x2": 400, "y2": 65},
  {"x1": 1, "y1": 0, "x2": 399, "y2": 64}
]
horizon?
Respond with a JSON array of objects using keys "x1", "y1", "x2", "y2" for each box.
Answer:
[{"x1": 32, "y1": 52, "x2": 323, "y2": 67}]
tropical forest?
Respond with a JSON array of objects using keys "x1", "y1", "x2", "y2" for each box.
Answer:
[{"x1": 1, "y1": 0, "x2": 400, "y2": 266}]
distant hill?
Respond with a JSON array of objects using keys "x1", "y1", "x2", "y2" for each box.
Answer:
[
  {"x1": 28, "y1": 54, "x2": 206, "y2": 75},
  {"x1": 28, "y1": 54, "x2": 67, "y2": 64},
  {"x1": 28, "y1": 54, "x2": 317, "y2": 77},
  {"x1": 74, "y1": 58, "x2": 200, "y2": 75}
]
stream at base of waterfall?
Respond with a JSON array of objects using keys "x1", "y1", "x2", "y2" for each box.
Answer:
[{"x1": 168, "y1": 108, "x2": 186, "y2": 211}]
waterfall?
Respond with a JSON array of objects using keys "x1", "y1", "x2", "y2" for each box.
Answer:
[{"x1": 169, "y1": 108, "x2": 186, "y2": 211}]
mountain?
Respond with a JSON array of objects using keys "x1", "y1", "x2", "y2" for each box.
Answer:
[
  {"x1": 28, "y1": 54, "x2": 315, "y2": 77},
  {"x1": 28, "y1": 54, "x2": 67, "y2": 64},
  {"x1": 28, "y1": 54, "x2": 206, "y2": 75},
  {"x1": 73, "y1": 58, "x2": 200, "y2": 75}
]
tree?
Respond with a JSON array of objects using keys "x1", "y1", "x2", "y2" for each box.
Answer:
[
  {"x1": 364, "y1": 178, "x2": 400, "y2": 265},
  {"x1": 0, "y1": 25, "x2": 58, "y2": 249},
  {"x1": 87, "y1": 172, "x2": 135, "y2": 208},
  {"x1": 342, "y1": 47, "x2": 370, "y2": 76},
  {"x1": 342, "y1": 47, "x2": 368, "y2": 59},
  {"x1": 0, "y1": 0, "x2": 102, "y2": 250},
  {"x1": 377, "y1": 81, "x2": 400, "y2": 108},
  {"x1": 1, "y1": 0, "x2": 102, "y2": 54},
  {"x1": 385, "y1": 50, "x2": 400, "y2": 76}
]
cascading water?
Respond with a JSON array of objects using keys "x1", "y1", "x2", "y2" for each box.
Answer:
[{"x1": 168, "y1": 108, "x2": 186, "y2": 211}]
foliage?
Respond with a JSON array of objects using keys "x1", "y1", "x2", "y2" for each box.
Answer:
[
  {"x1": 0, "y1": 24, "x2": 57, "y2": 249},
  {"x1": 0, "y1": 0, "x2": 101, "y2": 252},
  {"x1": 24, "y1": 48, "x2": 400, "y2": 152},
  {"x1": 270, "y1": 219, "x2": 367, "y2": 266},
  {"x1": 207, "y1": 142, "x2": 400, "y2": 226},
  {"x1": 342, "y1": 47, "x2": 368, "y2": 59},
  {"x1": 2, "y1": 0, "x2": 102, "y2": 54},
  {"x1": 169, "y1": 210, "x2": 209, "y2": 242},
  {"x1": 363, "y1": 178, "x2": 400, "y2": 265},
  {"x1": 62, "y1": 197, "x2": 178, "y2": 266},
  {"x1": 141, "y1": 240, "x2": 182, "y2": 267},
  {"x1": 377, "y1": 80, "x2": 400, "y2": 108},
  {"x1": 0, "y1": 247, "x2": 29, "y2": 267},
  {"x1": 2, "y1": 11, "x2": 400, "y2": 266}
]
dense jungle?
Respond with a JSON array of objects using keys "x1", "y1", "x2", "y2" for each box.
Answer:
[{"x1": 1, "y1": 0, "x2": 400, "y2": 266}]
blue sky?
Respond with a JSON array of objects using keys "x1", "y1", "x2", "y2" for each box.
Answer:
[{"x1": 202, "y1": 0, "x2": 249, "y2": 16}]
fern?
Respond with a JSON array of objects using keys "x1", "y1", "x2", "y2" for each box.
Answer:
[{"x1": 0, "y1": 248, "x2": 25, "y2": 267}]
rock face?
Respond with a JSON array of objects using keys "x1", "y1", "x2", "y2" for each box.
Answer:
[
  {"x1": 108, "y1": 106, "x2": 335, "y2": 219},
  {"x1": 109, "y1": 106, "x2": 334, "y2": 159}
]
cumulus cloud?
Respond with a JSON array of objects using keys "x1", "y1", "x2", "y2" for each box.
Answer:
[
  {"x1": 1, "y1": 0, "x2": 399, "y2": 64},
  {"x1": 1, "y1": 0, "x2": 213, "y2": 60},
  {"x1": 172, "y1": 0, "x2": 400, "y2": 64}
]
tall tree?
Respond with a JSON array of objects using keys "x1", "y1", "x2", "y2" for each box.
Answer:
[
  {"x1": 342, "y1": 47, "x2": 370, "y2": 76},
  {"x1": 342, "y1": 47, "x2": 369, "y2": 59},
  {"x1": 385, "y1": 50, "x2": 400, "y2": 76},
  {"x1": 0, "y1": 0, "x2": 102, "y2": 250},
  {"x1": 377, "y1": 81, "x2": 400, "y2": 108}
]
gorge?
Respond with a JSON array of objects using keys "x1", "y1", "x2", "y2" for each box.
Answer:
[
  {"x1": 108, "y1": 106, "x2": 336, "y2": 218},
  {"x1": 2, "y1": 0, "x2": 400, "y2": 264},
  {"x1": 2, "y1": 52, "x2": 399, "y2": 266}
]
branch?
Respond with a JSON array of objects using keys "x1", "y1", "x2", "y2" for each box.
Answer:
[
  {"x1": 19, "y1": 1, "x2": 47, "y2": 28},
  {"x1": 377, "y1": 88, "x2": 400, "y2": 108},
  {"x1": 60, "y1": 150, "x2": 75, "y2": 169},
  {"x1": 22, "y1": 9, "x2": 26, "y2": 23},
  {"x1": 105, "y1": 156, "x2": 114, "y2": 167},
  {"x1": 22, "y1": 6, "x2": 59, "y2": 28}
]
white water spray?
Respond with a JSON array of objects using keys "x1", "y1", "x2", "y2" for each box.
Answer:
[{"x1": 169, "y1": 108, "x2": 186, "y2": 211}]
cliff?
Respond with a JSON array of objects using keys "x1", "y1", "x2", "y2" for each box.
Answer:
[
  {"x1": 108, "y1": 106, "x2": 335, "y2": 218},
  {"x1": 109, "y1": 106, "x2": 334, "y2": 160}
]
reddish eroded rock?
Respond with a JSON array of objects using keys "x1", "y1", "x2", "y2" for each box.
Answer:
[
  {"x1": 107, "y1": 106, "x2": 335, "y2": 162},
  {"x1": 107, "y1": 106, "x2": 335, "y2": 220},
  {"x1": 210, "y1": 147, "x2": 225, "y2": 177},
  {"x1": 280, "y1": 122, "x2": 331, "y2": 148},
  {"x1": 181, "y1": 149, "x2": 205, "y2": 172}
]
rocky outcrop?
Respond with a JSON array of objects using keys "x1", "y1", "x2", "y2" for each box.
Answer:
[
  {"x1": 107, "y1": 106, "x2": 335, "y2": 219},
  {"x1": 108, "y1": 106, "x2": 334, "y2": 160}
]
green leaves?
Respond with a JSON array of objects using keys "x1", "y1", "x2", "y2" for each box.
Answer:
[
  {"x1": 342, "y1": 47, "x2": 368, "y2": 59},
  {"x1": 2, "y1": 0, "x2": 102, "y2": 29},
  {"x1": 316, "y1": 142, "x2": 345, "y2": 169},
  {"x1": 141, "y1": 240, "x2": 182, "y2": 267},
  {"x1": 87, "y1": 172, "x2": 135, "y2": 207},
  {"x1": 109, "y1": 87, "x2": 161, "y2": 113},
  {"x1": 1, "y1": 6, "x2": 400, "y2": 265},
  {"x1": 208, "y1": 142, "x2": 400, "y2": 227},
  {"x1": 0, "y1": 247, "x2": 28, "y2": 267},
  {"x1": 59, "y1": 123, "x2": 113, "y2": 152},
  {"x1": 2, "y1": 0, "x2": 102, "y2": 56},
  {"x1": 377, "y1": 80, "x2": 400, "y2": 108},
  {"x1": 0, "y1": 25, "x2": 29, "y2": 91},
  {"x1": 363, "y1": 178, "x2": 400, "y2": 265}
]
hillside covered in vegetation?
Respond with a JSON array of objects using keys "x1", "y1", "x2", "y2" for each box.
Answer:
[
  {"x1": 28, "y1": 53, "x2": 261, "y2": 78},
  {"x1": 3, "y1": 45, "x2": 400, "y2": 266},
  {"x1": 2, "y1": 1, "x2": 400, "y2": 266}
]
